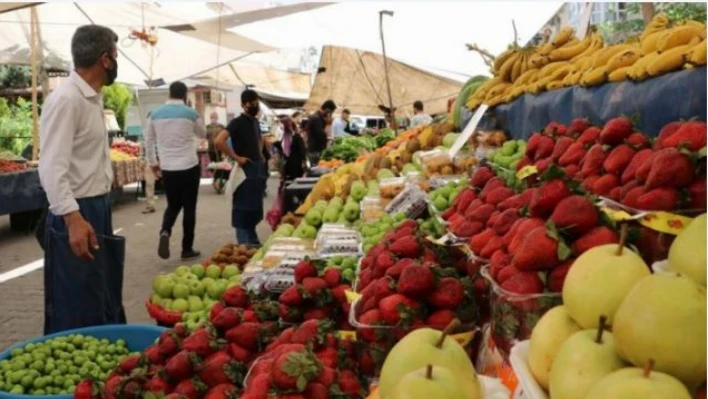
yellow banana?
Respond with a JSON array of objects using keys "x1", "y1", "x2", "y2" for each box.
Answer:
[
  {"x1": 510, "y1": 53, "x2": 526, "y2": 82},
  {"x1": 606, "y1": 49, "x2": 641, "y2": 72},
  {"x1": 529, "y1": 53, "x2": 551, "y2": 68},
  {"x1": 516, "y1": 68, "x2": 539, "y2": 86},
  {"x1": 581, "y1": 66, "x2": 609, "y2": 86},
  {"x1": 608, "y1": 66, "x2": 630, "y2": 82},
  {"x1": 629, "y1": 51, "x2": 661, "y2": 81},
  {"x1": 552, "y1": 27, "x2": 575, "y2": 48},
  {"x1": 546, "y1": 80, "x2": 565, "y2": 91},
  {"x1": 571, "y1": 33, "x2": 604, "y2": 62},
  {"x1": 493, "y1": 48, "x2": 516, "y2": 73},
  {"x1": 497, "y1": 51, "x2": 520, "y2": 81},
  {"x1": 537, "y1": 42, "x2": 555, "y2": 56},
  {"x1": 687, "y1": 39, "x2": 707, "y2": 65},
  {"x1": 538, "y1": 61, "x2": 570, "y2": 79},
  {"x1": 641, "y1": 30, "x2": 666, "y2": 55},
  {"x1": 549, "y1": 33, "x2": 593, "y2": 61},
  {"x1": 681, "y1": 20, "x2": 707, "y2": 38},
  {"x1": 485, "y1": 82, "x2": 512, "y2": 100},
  {"x1": 647, "y1": 44, "x2": 694, "y2": 76},
  {"x1": 548, "y1": 64, "x2": 576, "y2": 82},
  {"x1": 657, "y1": 25, "x2": 704, "y2": 52},
  {"x1": 591, "y1": 44, "x2": 635, "y2": 69},
  {"x1": 642, "y1": 14, "x2": 670, "y2": 39}
]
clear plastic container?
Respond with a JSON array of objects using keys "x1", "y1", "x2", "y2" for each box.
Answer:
[
  {"x1": 316, "y1": 237, "x2": 362, "y2": 258},
  {"x1": 419, "y1": 148, "x2": 455, "y2": 177},
  {"x1": 379, "y1": 177, "x2": 407, "y2": 201},
  {"x1": 509, "y1": 340, "x2": 549, "y2": 399},
  {"x1": 361, "y1": 197, "x2": 386, "y2": 222},
  {"x1": 385, "y1": 184, "x2": 428, "y2": 219}
]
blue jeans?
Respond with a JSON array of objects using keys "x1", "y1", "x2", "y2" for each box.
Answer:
[{"x1": 236, "y1": 228, "x2": 260, "y2": 246}]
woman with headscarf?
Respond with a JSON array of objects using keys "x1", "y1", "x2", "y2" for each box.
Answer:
[{"x1": 280, "y1": 117, "x2": 306, "y2": 181}]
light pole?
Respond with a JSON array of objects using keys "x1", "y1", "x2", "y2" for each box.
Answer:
[{"x1": 379, "y1": 10, "x2": 397, "y2": 130}]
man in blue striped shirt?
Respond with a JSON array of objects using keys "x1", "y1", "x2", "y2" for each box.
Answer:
[{"x1": 145, "y1": 81, "x2": 207, "y2": 260}]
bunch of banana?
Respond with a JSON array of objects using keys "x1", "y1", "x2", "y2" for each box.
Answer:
[{"x1": 686, "y1": 39, "x2": 707, "y2": 66}]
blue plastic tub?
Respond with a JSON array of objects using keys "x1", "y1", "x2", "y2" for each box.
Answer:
[{"x1": 0, "y1": 324, "x2": 167, "y2": 399}]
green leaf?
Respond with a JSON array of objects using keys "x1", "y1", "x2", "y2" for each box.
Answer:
[
  {"x1": 557, "y1": 242, "x2": 572, "y2": 261},
  {"x1": 296, "y1": 375, "x2": 308, "y2": 392},
  {"x1": 540, "y1": 164, "x2": 566, "y2": 181}
]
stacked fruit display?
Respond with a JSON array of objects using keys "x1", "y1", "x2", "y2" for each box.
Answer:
[
  {"x1": 487, "y1": 139, "x2": 527, "y2": 171},
  {"x1": 426, "y1": 178, "x2": 469, "y2": 212},
  {"x1": 297, "y1": 196, "x2": 363, "y2": 237},
  {"x1": 203, "y1": 243, "x2": 258, "y2": 269},
  {"x1": 110, "y1": 140, "x2": 140, "y2": 157},
  {"x1": 358, "y1": 213, "x2": 405, "y2": 253},
  {"x1": 526, "y1": 220, "x2": 706, "y2": 399},
  {"x1": 0, "y1": 159, "x2": 28, "y2": 174},
  {"x1": 109, "y1": 149, "x2": 137, "y2": 161}
]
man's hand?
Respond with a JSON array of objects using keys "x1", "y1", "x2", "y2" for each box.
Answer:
[
  {"x1": 151, "y1": 165, "x2": 162, "y2": 178},
  {"x1": 63, "y1": 212, "x2": 99, "y2": 262},
  {"x1": 235, "y1": 156, "x2": 251, "y2": 166}
]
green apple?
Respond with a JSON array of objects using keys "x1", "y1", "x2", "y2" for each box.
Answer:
[
  {"x1": 585, "y1": 364, "x2": 692, "y2": 399},
  {"x1": 668, "y1": 213, "x2": 706, "y2": 286},
  {"x1": 343, "y1": 202, "x2": 360, "y2": 222},
  {"x1": 276, "y1": 223, "x2": 295, "y2": 236},
  {"x1": 549, "y1": 318, "x2": 626, "y2": 399},
  {"x1": 172, "y1": 283, "x2": 190, "y2": 299},
  {"x1": 162, "y1": 299, "x2": 173, "y2": 310},
  {"x1": 150, "y1": 294, "x2": 163, "y2": 306},
  {"x1": 190, "y1": 265, "x2": 205, "y2": 279},
  {"x1": 152, "y1": 274, "x2": 168, "y2": 292},
  {"x1": 187, "y1": 296, "x2": 204, "y2": 312},
  {"x1": 302, "y1": 224, "x2": 317, "y2": 239},
  {"x1": 207, "y1": 280, "x2": 227, "y2": 300},
  {"x1": 341, "y1": 257, "x2": 357, "y2": 269},
  {"x1": 390, "y1": 365, "x2": 472, "y2": 399},
  {"x1": 205, "y1": 265, "x2": 222, "y2": 279},
  {"x1": 433, "y1": 196, "x2": 448, "y2": 211},
  {"x1": 322, "y1": 208, "x2": 340, "y2": 223},
  {"x1": 183, "y1": 273, "x2": 198, "y2": 281},
  {"x1": 155, "y1": 278, "x2": 175, "y2": 298},
  {"x1": 528, "y1": 306, "x2": 582, "y2": 390},
  {"x1": 379, "y1": 326, "x2": 482, "y2": 399},
  {"x1": 228, "y1": 275, "x2": 242, "y2": 284},
  {"x1": 315, "y1": 199, "x2": 328, "y2": 210},
  {"x1": 175, "y1": 265, "x2": 190, "y2": 276},
  {"x1": 350, "y1": 181, "x2": 368, "y2": 202},
  {"x1": 170, "y1": 298, "x2": 189, "y2": 312},
  {"x1": 563, "y1": 243, "x2": 649, "y2": 329},
  {"x1": 222, "y1": 265, "x2": 240, "y2": 279},
  {"x1": 305, "y1": 208, "x2": 323, "y2": 228},
  {"x1": 201, "y1": 277, "x2": 215, "y2": 289},
  {"x1": 613, "y1": 273, "x2": 707, "y2": 387},
  {"x1": 188, "y1": 280, "x2": 205, "y2": 297}
]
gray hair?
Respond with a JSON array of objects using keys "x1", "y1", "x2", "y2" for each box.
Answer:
[{"x1": 71, "y1": 25, "x2": 118, "y2": 69}]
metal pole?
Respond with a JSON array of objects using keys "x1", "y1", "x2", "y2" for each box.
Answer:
[
  {"x1": 30, "y1": 6, "x2": 39, "y2": 161},
  {"x1": 379, "y1": 10, "x2": 396, "y2": 130}
]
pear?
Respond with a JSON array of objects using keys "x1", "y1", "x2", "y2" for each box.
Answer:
[
  {"x1": 379, "y1": 320, "x2": 482, "y2": 399},
  {"x1": 549, "y1": 316, "x2": 626, "y2": 399},
  {"x1": 563, "y1": 225, "x2": 649, "y2": 328},
  {"x1": 390, "y1": 365, "x2": 473, "y2": 399},
  {"x1": 668, "y1": 213, "x2": 706, "y2": 286},
  {"x1": 585, "y1": 360, "x2": 692, "y2": 399},
  {"x1": 528, "y1": 305, "x2": 582, "y2": 389},
  {"x1": 613, "y1": 273, "x2": 707, "y2": 387}
]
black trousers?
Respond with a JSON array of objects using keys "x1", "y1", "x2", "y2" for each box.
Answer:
[{"x1": 161, "y1": 165, "x2": 200, "y2": 252}]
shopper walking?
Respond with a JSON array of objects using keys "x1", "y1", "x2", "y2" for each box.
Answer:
[
  {"x1": 215, "y1": 89, "x2": 268, "y2": 246},
  {"x1": 145, "y1": 81, "x2": 207, "y2": 260},
  {"x1": 38, "y1": 25, "x2": 126, "y2": 334},
  {"x1": 306, "y1": 100, "x2": 336, "y2": 166}
]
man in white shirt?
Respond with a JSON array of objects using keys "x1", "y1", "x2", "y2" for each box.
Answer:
[
  {"x1": 145, "y1": 81, "x2": 207, "y2": 260},
  {"x1": 410, "y1": 100, "x2": 433, "y2": 128},
  {"x1": 332, "y1": 108, "x2": 359, "y2": 138},
  {"x1": 38, "y1": 25, "x2": 126, "y2": 333}
]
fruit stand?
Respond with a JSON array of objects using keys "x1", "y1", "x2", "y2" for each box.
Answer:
[{"x1": 0, "y1": 164, "x2": 47, "y2": 231}]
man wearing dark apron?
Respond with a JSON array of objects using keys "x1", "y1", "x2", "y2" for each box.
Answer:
[
  {"x1": 215, "y1": 89, "x2": 267, "y2": 245},
  {"x1": 38, "y1": 25, "x2": 126, "y2": 334}
]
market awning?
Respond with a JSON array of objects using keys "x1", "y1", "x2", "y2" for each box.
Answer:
[
  {"x1": 0, "y1": 2, "x2": 35, "y2": 15},
  {"x1": 304, "y1": 45, "x2": 463, "y2": 117}
]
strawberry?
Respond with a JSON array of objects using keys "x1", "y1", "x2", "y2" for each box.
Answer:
[
  {"x1": 222, "y1": 286, "x2": 249, "y2": 308},
  {"x1": 496, "y1": 265, "x2": 520, "y2": 284},
  {"x1": 552, "y1": 137, "x2": 575, "y2": 161},
  {"x1": 572, "y1": 226, "x2": 619, "y2": 256},
  {"x1": 279, "y1": 285, "x2": 304, "y2": 306},
  {"x1": 357, "y1": 309, "x2": 385, "y2": 342},
  {"x1": 592, "y1": 174, "x2": 620, "y2": 196},
  {"x1": 508, "y1": 218, "x2": 546, "y2": 253},
  {"x1": 330, "y1": 284, "x2": 349, "y2": 304},
  {"x1": 466, "y1": 203, "x2": 496, "y2": 223},
  {"x1": 74, "y1": 379, "x2": 99, "y2": 399},
  {"x1": 387, "y1": 258, "x2": 415, "y2": 279},
  {"x1": 450, "y1": 219, "x2": 484, "y2": 238},
  {"x1": 480, "y1": 177, "x2": 506, "y2": 200},
  {"x1": 535, "y1": 136, "x2": 555, "y2": 160},
  {"x1": 516, "y1": 155, "x2": 533, "y2": 170},
  {"x1": 441, "y1": 207, "x2": 457, "y2": 221},
  {"x1": 322, "y1": 268, "x2": 342, "y2": 288},
  {"x1": 600, "y1": 117, "x2": 633, "y2": 145},
  {"x1": 427, "y1": 277, "x2": 465, "y2": 309},
  {"x1": 210, "y1": 302, "x2": 226, "y2": 324},
  {"x1": 469, "y1": 228, "x2": 496, "y2": 254},
  {"x1": 485, "y1": 186, "x2": 515, "y2": 206},
  {"x1": 526, "y1": 133, "x2": 542, "y2": 158},
  {"x1": 492, "y1": 208, "x2": 520, "y2": 236},
  {"x1": 225, "y1": 322, "x2": 261, "y2": 351},
  {"x1": 212, "y1": 307, "x2": 243, "y2": 330},
  {"x1": 198, "y1": 351, "x2": 244, "y2": 388},
  {"x1": 620, "y1": 180, "x2": 641, "y2": 200},
  {"x1": 655, "y1": 121, "x2": 684, "y2": 149},
  {"x1": 291, "y1": 319, "x2": 327, "y2": 346},
  {"x1": 662, "y1": 120, "x2": 707, "y2": 151},
  {"x1": 374, "y1": 251, "x2": 397, "y2": 276},
  {"x1": 609, "y1": 186, "x2": 621, "y2": 201},
  {"x1": 164, "y1": 350, "x2": 199, "y2": 382},
  {"x1": 174, "y1": 377, "x2": 207, "y2": 399},
  {"x1": 390, "y1": 235, "x2": 422, "y2": 258},
  {"x1": 426, "y1": 309, "x2": 457, "y2": 329},
  {"x1": 637, "y1": 187, "x2": 679, "y2": 211},
  {"x1": 636, "y1": 148, "x2": 672, "y2": 183},
  {"x1": 603, "y1": 144, "x2": 636, "y2": 175},
  {"x1": 549, "y1": 195, "x2": 598, "y2": 236},
  {"x1": 302, "y1": 277, "x2": 328, "y2": 297},
  {"x1": 530, "y1": 179, "x2": 571, "y2": 218},
  {"x1": 480, "y1": 236, "x2": 504, "y2": 259},
  {"x1": 545, "y1": 121, "x2": 568, "y2": 137},
  {"x1": 379, "y1": 294, "x2": 421, "y2": 325},
  {"x1": 626, "y1": 132, "x2": 649, "y2": 149},
  {"x1": 621, "y1": 149, "x2": 654, "y2": 184},
  {"x1": 689, "y1": 179, "x2": 707, "y2": 210},
  {"x1": 622, "y1": 186, "x2": 646, "y2": 208},
  {"x1": 645, "y1": 150, "x2": 695, "y2": 189},
  {"x1": 497, "y1": 193, "x2": 526, "y2": 211},
  {"x1": 548, "y1": 259, "x2": 574, "y2": 293},
  {"x1": 304, "y1": 308, "x2": 331, "y2": 321},
  {"x1": 144, "y1": 374, "x2": 174, "y2": 395},
  {"x1": 489, "y1": 250, "x2": 511, "y2": 279},
  {"x1": 158, "y1": 330, "x2": 182, "y2": 357},
  {"x1": 535, "y1": 158, "x2": 554, "y2": 174},
  {"x1": 144, "y1": 344, "x2": 165, "y2": 365},
  {"x1": 470, "y1": 167, "x2": 495, "y2": 189},
  {"x1": 118, "y1": 354, "x2": 141, "y2": 374},
  {"x1": 511, "y1": 226, "x2": 562, "y2": 271},
  {"x1": 183, "y1": 328, "x2": 221, "y2": 357},
  {"x1": 337, "y1": 370, "x2": 363, "y2": 398},
  {"x1": 581, "y1": 175, "x2": 601, "y2": 191},
  {"x1": 580, "y1": 144, "x2": 607, "y2": 178},
  {"x1": 501, "y1": 218, "x2": 525, "y2": 248},
  {"x1": 303, "y1": 383, "x2": 329, "y2": 399},
  {"x1": 316, "y1": 366, "x2": 337, "y2": 388},
  {"x1": 569, "y1": 119, "x2": 592, "y2": 136},
  {"x1": 228, "y1": 343, "x2": 252, "y2": 364},
  {"x1": 563, "y1": 164, "x2": 580, "y2": 178},
  {"x1": 577, "y1": 126, "x2": 601, "y2": 146},
  {"x1": 397, "y1": 264, "x2": 436, "y2": 298},
  {"x1": 294, "y1": 259, "x2": 318, "y2": 284},
  {"x1": 204, "y1": 384, "x2": 237, "y2": 399},
  {"x1": 270, "y1": 351, "x2": 320, "y2": 391},
  {"x1": 452, "y1": 188, "x2": 477, "y2": 212},
  {"x1": 373, "y1": 276, "x2": 397, "y2": 301},
  {"x1": 315, "y1": 347, "x2": 339, "y2": 368},
  {"x1": 501, "y1": 272, "x2": 544, "y2": 295}
]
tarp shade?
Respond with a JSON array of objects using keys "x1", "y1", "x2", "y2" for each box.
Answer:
[
  {"x1": 0, "y1": 2, "x2": 35, "y2": 15},
  {"x1": 463, "y1": 67, "x2": 707, "y2": 138},
  {"x1": 305, "y1": 45, "x2": 462, "y2": 116},
  {"x1": 195, "y1": 61, "x2": 311, "y2": 100}
]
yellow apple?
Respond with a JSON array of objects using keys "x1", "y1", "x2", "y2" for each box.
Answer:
[
  {"x1": 390, "y1": 365, "x2": 472, "y2": 399},
  {"x1": 668, "y1": 213, "x2": 706, "y2": 286},
  {"x1": 585, "y1": 362, "x2": 692, "y2": 399},
  {"x1": 563, "y1": 243, "x2": 649, "y2": 328},
  {"x1": 528, "y1": 305, "x2": 582, "y2": 389},
  {"x1": 613, "y1": 273, "x2": 707, "y2": 387}
]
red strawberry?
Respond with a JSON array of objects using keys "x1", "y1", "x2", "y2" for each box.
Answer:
[
  {"x1": 569, "y1": 119, "x2": 592, "y2": 136},
  {"x1": 609, "y1": 186, "x2": 621, "y2": 201},
  {"x1": 516, "y1": 155, "x2": 533, "y2": 170},
  {"x1": 198, "y1": 351, "x2": 243, "y2": 388},
  {"x1": 225, "y1": 322, "x2": 261, "y2": 351},
  {"x1": 305, "y1": 308, "x2": 331, "y2": 320},
  {"x1": 480, "y1": 236, "x2": 504, "y2": 259},
  {"x1": 526, "y1": 133, "x2": 542, "y2": 158},
  {"x1": 427, "y1": 277, "x2": 465, "y2": 309},
  {"x1": 688, "y1": 179, "x2": 707, "y2": 210},
  {"x1": 501, "y1": 218, "x2": 525, "y2": 248},
  {"x1": 441, "y1": 207, "x2": 457, "y2": 221},
  {"x1": 637, "y1": 187, "x2": 679, "y2": 211},
  {"x1": 480, "y1": 177, "x2": 506, "y2": 199},
  {"x1": 397, "y1": 264, "x2": 435, "y2": 298},
  {"x1": 303, "y1": 383, "x2": 329, "y2": 399},
  {"x1": 315, "y1": 347, "x2": 339, "y2": 368},
  {"x1": 222, "y1": 286, "x2": 249, "y2": 308},
  {"x1": 511, "y1": 226, "x2": 562, "y2": 271},
  {"x1": 379, "y1": 294, "x2": 421, "y2": 324},
  {"x1": 582, "y1": 175, "x2": 601, "y2": 191},
  {"x1": 183, "y1": 328, "x2": 220, "y2": 357},
  {"x1": 451, "y1": 219, "x2": 484, "y2": 238},
  {"x1": 563, "y1": 164, "x2": 580, "y2": 178},
  {"x1": 164, "y1": 350, "x2": 199, "y2": 382},
  {"x1": 535, "y1": 158, "x2": 554, "y2": 174},
  {"x1": 548, "y1": 259, "x2": 574, "y2": 292},
  {"x1": 577, "y1": 126, "x2": 601, "y2": 146},
  {"x1": 501, "y1": 272, "x2": 544, "y2": 295},
  {"x1": 636, "y1": 148, "x2": 673, "y2": 183},
  {"x1": 580, "y1": 144, "x2": 607, "y2": 178},
  {"x1": 535, "y1": 136, "x2": 555, "y2": 160},
  {"x1": 626, "y1": 132, "x2": 649, "y2": 149},
  {"x1": 374, "y1": 251, "x2": 397, "y2": 276},
  {"x1": 497, "y1": 193, "x2": 526, "y2": 211},
  {"x1": 228, "y1": 343, "x2": 252, "y2": 364},
  {"x1": 600, "y1": 117, "x2": 633, "y2": 145},
  {"x1": 453, "y1": 188, "x2": 477, "y2": 213},
  {"x1": 387, "y1": 258, "x2": 415, "y2": 279},
  {"x1": 291, "y1": 319, "x2": 325, "y2": 346},
  {"x1": 74, "y1": 380, "x2": 98, "y2": 399},
  {"x1": 294, "y1": 260, "x2": 318, "y2": 284},
  {"x1": 530, "y1": 179, "x2": 571, "y2": 218},
  {"x1": 621, "y1": 149, "x2": 654, "y2": 184},
  {"x1": 572, "y1": 226, "x2": 619, "y2": 256},
  {"x1": 209, "y1": 302, "x2": 226, "y2": 324},
  {"x1": 622, "y1": 186, "x2": 646, "y2": 209},
  {"x1": 471, "y1": 167, "x2": 495, "y2": 189},
  {"x1": 620, "y1": 180, "x2": 641, "y2": 200},
  {"x1": 467, "y1": 203, "x2": 496, "y2": 223},
  {"x1": 373, "y1": 277, "x2": 397, "y2": 301},
  {"x1": 322, "y1": 268, "x2": 342, "y2": 288},
  {"x1": 270, "y1": 351, "x2": 319, "y2": 391},
  {"x1": 357, "y1": 310, "x2": 384, "y2": 342},
  {"x1": 655, "y1": 121, "x2": 684, "y2": 148},
  {"x1": 645, "y1": 150, "x2": 695, "y2": 189},
  {"x1": 489, "y1": 250, "x2": 511, "y2": 279},
  {"x1": 279, "y1": 285, "x2": 304, "y2": 306},
  {"x1": 204, "y1": 384, "x2": 237, "y2": 399},
  {"x1": 212, "y1": 307, "x2": 243, "y2": 330},
  {"x1": 549, "y1": 195, "x2": 598, "y2": 236},
  {"x1": 118, "y1": 354, "x2": 141, "y2": 374},
  {"x1": 552, "y1": 137, "x2": 575, "y2": 160},
  {"x1": 496, "y1": 265, "x2": 520, "y2": 284},
  {"x1": 492, "y1": 208, "x2": 520, "y2": 236},
  {"x1": 316, "y1": 366, "x2": 337, "y2": 388},
  {"x1": 144, "y1": 344, "x2": 164, "y2": 365},
  {"x1": 603, "y1": 144, "x2": 636, "y2": 175},
  {"x1": 174, "y1": 378, "x2": 207, "y2": 399},
  {"x1": 545, "y1": 121, "x2": 568, "y2": 136},
  {"x1": 485, "y1": 186, "x2": 515, "y2": 206},
  {"x1": 337, "y1": 370, "x2": 363, "y2": 397},
  {"x1": 158, "y1": 330, "x2": 182, "y2": 357},
  {"x1": 390, "y1": 235, "x2": 422, "y2": 258},
  {"x1": 144, "y1": 374, "x2": 174, "y2": 395},
  {"x1": 508, "y1": 218, "x2": 546, "y2": 253},
  {"x1": 469, "y1": 228, "x2": 496, "y2": 254},
  {"x1": 662, "y1": 120, "x2": 707, "y2": 151},
  {"x1": 426, "y1": 309, "x2": 457, "y2": 329},
  {"x1": 592, "y1": 174, "x2": 620, "y2": 196},
  {"x1": 302, "y1": 277, "x2": 328, "y2": 297},
  {"x1": 330, "y1": 284, "x2": 349, "y2": 304}
]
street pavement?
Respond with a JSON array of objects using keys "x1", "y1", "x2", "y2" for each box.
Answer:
[{"x1": 0, "y1": 177, "x2": 279, "y2": 350}]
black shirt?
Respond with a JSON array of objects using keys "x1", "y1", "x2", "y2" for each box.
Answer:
[
  {"x1": 226, "y1": 114, "x2": 263, "y2": 161},
  {"x1": 307, "y1": 112, "x2": 327, "y2": 153}
]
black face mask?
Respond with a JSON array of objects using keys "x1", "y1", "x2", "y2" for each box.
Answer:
[
  {"x1": 247, "y1": 105, "x2": 260, "y2": 117},
  {"x1": 105, "y1": 56, "x2": 118, "y2": 86}
]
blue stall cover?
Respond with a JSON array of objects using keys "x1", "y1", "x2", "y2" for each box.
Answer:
[
  {"x1": 0, "y1": 169, "x2": 47, "y2": 216},
  {"x1": 463, "y1": 66, "x2": 707, "y2": 140}
]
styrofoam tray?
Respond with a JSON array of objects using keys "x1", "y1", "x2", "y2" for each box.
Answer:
[{"x1": 509, "y1": 340, "x2": 549, "y2": 399}]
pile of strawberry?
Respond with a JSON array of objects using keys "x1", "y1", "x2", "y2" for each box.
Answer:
[
  {"x1": 241, "y1": 319, "x2": 366, "y2": 399},
  {"x1": 277, "y1": 260, "x2": 354, "y2": 330},
  {"x1": 518, "y1": 118, "x2": 706, "y2": 212}
]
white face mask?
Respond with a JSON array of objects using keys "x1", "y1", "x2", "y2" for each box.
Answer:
[{"x1": 210, "y1": 119, "x2": 218, "y2": 124}]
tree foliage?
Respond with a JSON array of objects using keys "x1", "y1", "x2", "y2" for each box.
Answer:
[
  {"x1": 102, "y1": 83, "x2": 133, "y2": 130},
  {"x1": 0, "y1": 65, "x2": 31, "y2": 89},
  {"x1": 0, "y1": 98, "x2": 33, "y2": 156}
]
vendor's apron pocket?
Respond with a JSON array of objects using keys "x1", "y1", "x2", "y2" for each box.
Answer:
[{"x1": 44, "y1": 229, "x2": 127, "y2": 334}]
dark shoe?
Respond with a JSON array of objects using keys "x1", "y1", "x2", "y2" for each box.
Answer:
[
  {"x1": 158, "y1": 232, "x2": 170, "y2": 259},
  {"x1": 142, "y1": 206, "x2": 156, "y2": 214},
  {"x1": 181, "y1": 249, "x2": 201, "y2": 260}
]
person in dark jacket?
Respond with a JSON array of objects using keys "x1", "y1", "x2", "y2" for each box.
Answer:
[{"x1": 306, "y1": 99, "x2": 336, "y2": 165}]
